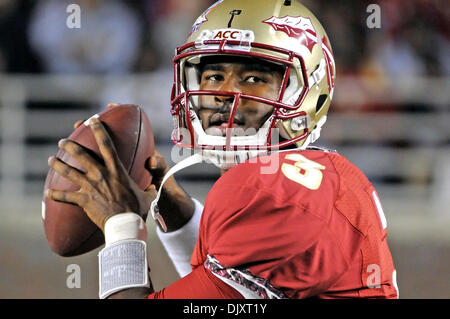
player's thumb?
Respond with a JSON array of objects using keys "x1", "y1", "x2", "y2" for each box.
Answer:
[
  {"x1": 74, "y1": 119, "x2": 85, "y2": 130},
  {"x1": 146, "y1": 152, "x2": 169, "y2": 187},
  {"x1": 107, "y1": 103, "x2": 120, "y2": 109}
]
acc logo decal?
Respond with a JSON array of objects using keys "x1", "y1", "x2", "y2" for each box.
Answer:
[
  {"x1": 195, "y1": 29, "x2": 255, "y2": 52},
  {"x1": 197, "y1": 29, "x2": 255, "y2": 42},
  {"x1": 214, "y1": 30, "x2": 240, "y2": 39},
  {"x1": 263, "y1": 16, "x2": 318, "y2": 53},
  {"x1": 189, "y1": 0, "x2": 224, "y2": 36}
]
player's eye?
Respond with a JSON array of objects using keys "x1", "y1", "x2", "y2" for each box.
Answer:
[
  {"x1": 244, "y1": 75, "x2": 267, "y2": 84},
  {"x1": 204, "y1": 74, "x2": 224, "y2": 82}
]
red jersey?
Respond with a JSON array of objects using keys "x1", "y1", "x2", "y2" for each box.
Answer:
[{"x1": 148, "y1": 149, "x2": 398, "y2": 299}]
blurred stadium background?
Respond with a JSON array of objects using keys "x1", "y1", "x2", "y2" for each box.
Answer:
[{"x1": 0, "y1": 0, "x2": 448, "y2": 299}]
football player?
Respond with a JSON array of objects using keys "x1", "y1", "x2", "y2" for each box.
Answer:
[{"x1": 46, "y1": 0, "x2": 399, "y2": 299}]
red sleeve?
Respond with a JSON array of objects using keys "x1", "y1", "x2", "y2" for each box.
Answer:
[{"x1": 146, "y1": 265, "x2": 243, "y2": 299}]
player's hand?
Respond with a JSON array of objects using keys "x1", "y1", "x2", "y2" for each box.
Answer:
[
  {"x1": 72, "y1": 102, "x2": 195, "y2": 232},
  {"x1": 45, "y1": 117, "x2": 155, "y2": 232}
]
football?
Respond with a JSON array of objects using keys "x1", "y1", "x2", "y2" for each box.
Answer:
[{"x1": 42, "y1": 104, "x2": 155, "y2": 256}]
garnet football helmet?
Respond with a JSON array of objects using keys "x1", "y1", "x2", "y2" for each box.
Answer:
[{"x1": 171, "y1": 0, "x2": 336, "y2": 168}]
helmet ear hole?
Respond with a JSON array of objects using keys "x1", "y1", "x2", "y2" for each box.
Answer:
[{"x1": 316, "y1": 94, "x2": 327, "y2": 113}]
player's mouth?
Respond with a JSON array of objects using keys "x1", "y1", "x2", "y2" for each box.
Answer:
[{"x1": 206, "y1": 113, "x2": 245, "y2": 136}]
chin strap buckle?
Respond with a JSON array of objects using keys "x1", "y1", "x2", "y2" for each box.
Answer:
[{"x1": 150, "y1": 202, "x2": 168, "y2": 233}]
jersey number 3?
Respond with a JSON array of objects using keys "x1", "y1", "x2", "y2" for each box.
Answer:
[{"x1": 281, "y1": 154, "x2": 325, "y2": 190}]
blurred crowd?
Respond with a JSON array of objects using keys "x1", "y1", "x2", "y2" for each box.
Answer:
[
  {"x1": 0, "y1": 0, "x2": 447, "y2": 198},
  {"x1": 0, "y1": 0, "x2": 213, "y2": 73},
  {"x1": 0, "y1": 0, "x2": 448, "y2": 110}
]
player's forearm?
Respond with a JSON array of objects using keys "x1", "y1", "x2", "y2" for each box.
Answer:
[{"x1": 157, "y1": 182, "x2": 195, "y2": 232}]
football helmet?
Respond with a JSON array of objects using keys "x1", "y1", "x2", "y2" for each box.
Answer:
[{"x1": 170, "y1": 0, "x2": 336, "y2": 168}]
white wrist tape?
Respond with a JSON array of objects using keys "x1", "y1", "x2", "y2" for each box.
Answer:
[
  {"x1": 104, "y1": 213, "x2": 147, "y2": 246},
  {"x1": 98, "y1": 239, "x2": 149, "y2": 299}
]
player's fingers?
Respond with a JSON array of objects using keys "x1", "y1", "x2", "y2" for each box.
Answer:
[
  {"x1": 45, "y1": 189, "x2": 87, "y2": 207},
  {"x1": 107, "y1": 103, "x2": 120, "y2": 109},
  {"x1": 147, "y1": 151, "x2": 170, "y2": 183},
  {"x1": 58, "y1": 139, "x2": 103, "y2": 181},
  {"x1": 74, "y1": 119, "x2": 85, "y2": 130},
  {"x1": 148, "y1": 155, "x2": 160, "y2": 171},
  {"x1": 48, "y1": 156, "x2": 89, "y2": 188},
  {"x1": 88, "y1": 117, "x2": 123, "y2": 177}
]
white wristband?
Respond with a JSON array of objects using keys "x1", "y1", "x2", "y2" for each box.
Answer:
[
  {"x1": 98, "y1": 239, "x2": 149, "y2": 299},
  {"x1": 104, "y1": 213, "x2": 147, "y2": 246}
]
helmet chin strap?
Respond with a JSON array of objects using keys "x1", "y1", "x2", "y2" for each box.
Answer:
[{"x1": 150, "y1": 152, "x2": 204, "y2": 232}]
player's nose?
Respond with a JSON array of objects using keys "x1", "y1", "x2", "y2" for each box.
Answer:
[
  {"x1": 214, "y1": 95, "x2": 234, "y2": 106},
  {"x1": 214, "y1": 77, "x2": 241, "y2": 106}
]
